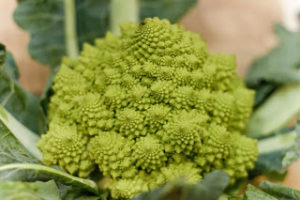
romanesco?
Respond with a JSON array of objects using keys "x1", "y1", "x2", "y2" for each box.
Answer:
[{"x1": 37, "y1": 17, "x2": 258, "y2": 199}]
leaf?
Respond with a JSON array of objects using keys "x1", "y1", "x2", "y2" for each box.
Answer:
[
  {"x1": 246, "y1": 25, "x2": 300, "y2": 88},
  {"x1": 0, "y1": 44, "x2": 45, "y2": 134},
  {"x1": 244, "y1": 185, "x2": 277, "y2": 200},
  {"x1": 0, "y1": 180, "x2": 61, "y2": 200},
  {"x1": 140, "y1": 0, "x2": 198, "y2": 23},
  {"x1": 227, "y1": 196, "x2": 243, "y2": 200},
  {"x1": 234, "y1": 182, "x2": 300, "y2": 200},
  {"x1": 0, "y1": 163, "x2": 98, "y2": 194},
  {"x1": 250, "y1": 121, "x2": 300, "y2": 179},
  {"x1": 0, "y1": 105, "x2": 99, "y2": 196},
  {"x1": 133, "y1": 170, "x2": 229, "y2": 200},
  {"x1": 245, "y1": 24, "x2": 300, "y2": 179},
  {"x1": 14, "y1": 0, "x2": 198, "y2": 68},
  {"x1": 252, "y1": 83, "x2": 278, "y2": 108},
  {"x1": 246, "y1": 84, "x2": 300, "y2": 138},
  {"x1": 0, "y1": 105, "x2": 42, "y2": 163},
  {"x1": 2, "y1": 53, "x2": 19, "y2": 81},
  {"x1": 0, "y1": 44, "x2": 5, "y2": 65},
  {"x1": 0, "y1": 44, "x2": 18, "y2": 80},
  {"x1": 246, "y1": 25, "x2": 300, "y2": 108},
  {"x1": 62, "y1": 184, "x2": 109, "y2": 200},
  {"x1": 260, "y1": 181, "x2": 300, "y2": 199}
]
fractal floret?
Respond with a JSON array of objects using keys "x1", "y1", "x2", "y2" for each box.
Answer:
[{"x1": 38, "y1": 17, "x2": 258, "y2": 199}]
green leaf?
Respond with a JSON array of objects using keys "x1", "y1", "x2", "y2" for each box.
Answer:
[
  {"x1": 0, "y1": 105, "x2": 99, "y2": 196},
  {"x1": 0, "y1": 44, "x2": 6, "y2": 66},
  {"x1": 244, "y1": 185, "x2": 277, "y2": 200},
  {"x1": 246, "y1": 84, "x2": 300, "y2": 138},
  {"x1": 251, "y1": 122, "x2": 300, "y2": 179},
  {"x1": 14, "y1": 0, "x2": 198, "y2": 67},
  {"x1": 0, "y1": 163, "x2": 98, "y2": 194},
  {"x1": 0, "y1": 105, "x2": 42, "y2": 163},
  {"x1": 245, "y1": 24, "x2": 300, "y2": 180},
  {"x1": 62, "y1": 185, "x2": 109, "y2": 200},
  {"x1": 246, "y1": 25, "x2": 300, "y2": 109},
  {"x1": 2, "y1": 53, "x2": 19, "y2": 81},
  {"x1": 0, "y1": 180, "x2": 61, "y2": 200},
  {"x1": 140, "y1": 0, "x2": 197, "y2": 23},
  {"x1": 133, "y1": 170, "x2": 229, "y2": 200},
  {"x1": 260, "y1": 181, "x2": 300, "y2": 199},
  {"x1": 246, "y1": 25, "x2": 300, "y2": 88},
  {"x1": 252, "y1": 83, "x2": 278, "y2": 108},
  {"x1": 0, "y1": 44, "x2": 45, "y2": 134},
  {"x1": 233, "y1": 182, "x2": 300, "y2": 200},
  {"x1": 227, "y1": 196, "x2": 243, "y2": 200}
]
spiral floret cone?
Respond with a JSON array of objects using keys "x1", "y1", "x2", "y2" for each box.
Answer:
[{"x1": 38, "y1": 17, "x2": 258, "y2": 199}]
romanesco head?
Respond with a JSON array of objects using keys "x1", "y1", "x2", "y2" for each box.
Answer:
[{"x1": 38, "y1": 17, "x2": 258, "y2": 199}]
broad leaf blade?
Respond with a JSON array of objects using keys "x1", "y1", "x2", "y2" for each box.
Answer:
[
  {"x1": 246, "y1": 25, "x2": 300, "y2": 88},
  {"x1": 14, "y1": 0, "x2": 65, "y2": 67},
  {"x1": 0, "y1": 163, "x2": 98, "y2": 194},
  {"x1": 14, "y1": 0, "x2": 198, "y2": 67},
  {"x1": 0, "y1": 44, "x2": 45, "y2": 134},
  {"x1": 233, "y1": 182, "x2": 300, "y2": 200},
  {"x1": 0, "y1": 107, "x2": 39, "y2": 165},
  {"x1": 0, "y1": 105, "x2": 42, "y2": 161},
  {"x1": 75, "y1": 0, "x2": 110, "y2": 48},
  {"x1": 0, "y1": 44, "x2": 5, "y2": 65},
  {"x1": 140, "y1": 0, "x2": 197, "y2": 22},
  {"x1": 260, "y1": 181, "x2": 300, "y2": 199},
  {"x1": 246, "y1": 25, "x2": 300, "y2": 108},
  {"x1": 251, "y1": 122, "x2": 300, "y2": 179},
  {"x1": 252, "y1": 83, "x2": 278, "y2": 108},
  {"x1": 0, "y1": 106, "x2": 99, "y2": 195},
  {"x1": 0, "y1": 180, "x2": 61, "y2": 200},
  {"x1": 245, "y1": 185, "x2": 277, "y2": 200}
]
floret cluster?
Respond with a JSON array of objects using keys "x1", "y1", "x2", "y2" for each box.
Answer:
[{"x1": 38, "y1": 18, "x2": 258, "y2": 199}]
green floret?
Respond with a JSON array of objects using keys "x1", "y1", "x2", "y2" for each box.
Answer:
[
  {"x1": 73, "y1": 93, "x2": 114, "y2": 134},
  {"x1": 133, "y1": 135, "x2": 167, "y2": 172},
  {"x1": 115, "y1": 108, "x2": 147, "y2": 139},
  {"x1": 37, "y1": 123, "x2": 94, "y2": 177},
  {"x1": 38, "y1": 17, "x2": 258, "y2": 199},
  {"x1": 161, "y1": 162, "x2": 202, "y2": 184},
  {"x1": 230, "y1": 87, "x2": 255, "y2": 131},
  {"x1": 107, "y1": 177, "x2": 149, "y2": 199},
  {"x1": 88, "y1": 131, "x2": 136, "y2": 179},
  {"x1": 145, "y1": 105, "x2": 170, "y2": 133},
  {"x1": 128, "y1": 85, "x2": 151, "y2": 110},
  {"x1": 224, "y1": 133, "x2": 258, "y2": 184},
  {"x1": 195, "y1": 123, "x2": 231, "y2": 171},
  {"x1": 158, "y1": 110, "x2": 205, "y2": 155}
]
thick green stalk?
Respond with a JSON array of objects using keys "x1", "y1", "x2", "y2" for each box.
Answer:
[
  {"x1": 258, "y1": 130, "x2": 297, "y2": 154},
  {"x1": 246, "y1": 84, "x2": 300, "y2": 138},
  {"x1": 64, "y1": 0, "x2": 79, "y2": 58},
  {"x1": 110, "y1": 0, "x2": 139, "y2": 35}
]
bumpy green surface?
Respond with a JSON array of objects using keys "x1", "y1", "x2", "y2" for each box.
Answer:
[{"x1": 38, "y1": 18, "x2": 258, "y2": 199}]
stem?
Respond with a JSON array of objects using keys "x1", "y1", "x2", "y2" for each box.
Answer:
[
  {"x1": 64, "y1": 0, "x2": 79, "y2": 58},
  {"x1": 110, "y1": 0, "x2": 139, "y2": 35}
]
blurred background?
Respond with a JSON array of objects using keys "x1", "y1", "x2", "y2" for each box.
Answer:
[{"x1": 0, "y1": 0, "x2": 300, "y2": 189}]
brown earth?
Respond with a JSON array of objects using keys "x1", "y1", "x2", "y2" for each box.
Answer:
[{"x1": 1, "y1": 0, "x2": 300, "y2": 190}]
